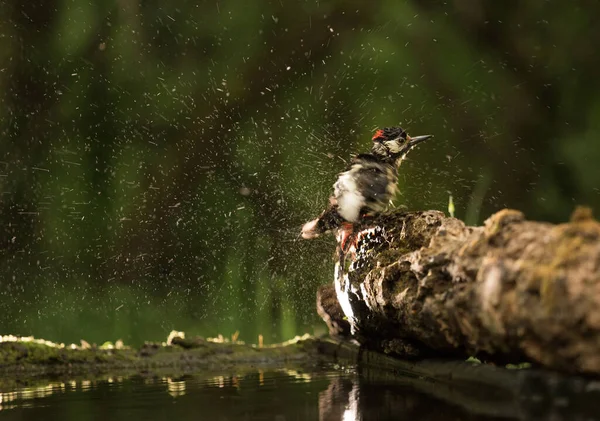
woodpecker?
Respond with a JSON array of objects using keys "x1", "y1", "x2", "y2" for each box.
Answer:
[{"x1": 301, "y1": 126, "x2": 432, "y2": 249}]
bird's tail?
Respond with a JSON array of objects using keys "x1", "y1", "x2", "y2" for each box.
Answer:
[{"x1": 301, "y1": 205, "x2": 345, "y2": 239}]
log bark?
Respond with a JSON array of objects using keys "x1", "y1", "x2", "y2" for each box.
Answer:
[{"x1": 320, "y1": 207, "x2": 600, "y2": 375}]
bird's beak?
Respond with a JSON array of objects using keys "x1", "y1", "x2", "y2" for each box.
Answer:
[
  {"x1": 399, "y1": 134, "x2": 433, "y2": 155},
  {"x1": 407, "y1": 134, "x2": 433, "y2": 146}
]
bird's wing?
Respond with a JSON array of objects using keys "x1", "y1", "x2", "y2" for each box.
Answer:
[
  {"x1": 352, "y1": 164, "x2": 391, "y2": 207},
  {"x1": 333, "y1": 159, "x2": 391, "y2": 222}
]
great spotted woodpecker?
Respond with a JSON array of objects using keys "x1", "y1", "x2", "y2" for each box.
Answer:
[{"x1": 301, "y1": 126, "x2": 432, "y2": 250}]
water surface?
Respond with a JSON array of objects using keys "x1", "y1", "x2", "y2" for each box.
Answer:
[{"x1": 1, "y1": 366, "x2": 597, "y2": 421}]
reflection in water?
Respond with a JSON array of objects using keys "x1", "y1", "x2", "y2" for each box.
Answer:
[
  {"x1": 0, "y1": 368, "x2": 599, "y2": 421},
  {"x1": 319, "y1": 377, "x2": 358, "y2": 421},
  {"x1": 1, "y1": 382, "x2": 64, "y2": 411},
  {"x1": 167, "y1": 378, "x2": 186, "y2": 398}
]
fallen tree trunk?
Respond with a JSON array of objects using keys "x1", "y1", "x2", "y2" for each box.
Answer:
[{"x1": 318, "y1": 207, "x2": 600, "y2": 375}]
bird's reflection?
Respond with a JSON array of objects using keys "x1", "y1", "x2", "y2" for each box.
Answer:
[
  {"x1": 318, "y1": 377, "x2": 357, "y2": 421},
  {"x1": 318, "y1": 375, "x2": 465, "y2": 421}
]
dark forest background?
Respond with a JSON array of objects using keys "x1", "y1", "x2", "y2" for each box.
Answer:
[{"x1": 1, "y1": 0, "x2": 599, "y2": 345}]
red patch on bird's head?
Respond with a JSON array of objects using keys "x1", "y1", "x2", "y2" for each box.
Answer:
[{"x1": 372, "y1": 129, "x2": 384, "y2": 141}]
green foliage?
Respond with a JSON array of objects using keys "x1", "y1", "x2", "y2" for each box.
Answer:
[{"x1": 1, "y1": 0, "x2": 599, "y2": 345}]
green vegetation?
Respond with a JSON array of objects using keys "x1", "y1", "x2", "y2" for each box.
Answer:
[
  {"x1": 0, "y1": 333, "x2": 322, "y2": 376},
  {"x1": 1, "y1": 1, "x2": 599, "y2": 346}
]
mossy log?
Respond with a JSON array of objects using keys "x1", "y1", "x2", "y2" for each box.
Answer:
[{"x1": 319, "y1": 207, "x2": 600, "y2": 375}]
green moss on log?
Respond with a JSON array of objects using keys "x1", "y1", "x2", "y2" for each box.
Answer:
[{"x1": 0, "y1": 334, "x2": 330, "y2": 376}]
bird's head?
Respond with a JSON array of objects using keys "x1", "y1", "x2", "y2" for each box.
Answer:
[{"x1": 371, "y1": 126, "x2": 432, "y2": 161}]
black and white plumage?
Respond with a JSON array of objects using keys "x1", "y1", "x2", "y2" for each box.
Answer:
[{"x1": 301, "y1": 127, "x2": 432, "y2": 245}]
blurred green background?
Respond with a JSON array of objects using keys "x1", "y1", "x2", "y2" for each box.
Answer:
[{"x1": 1, "y1": 0, "x2": 599, "y2": 346}]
